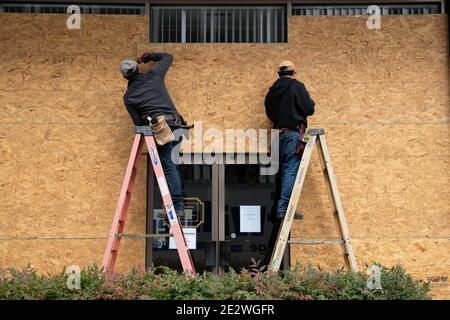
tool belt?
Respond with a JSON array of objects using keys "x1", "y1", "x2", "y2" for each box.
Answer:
[
  {"x1": 279, "y1": 123, "x2": 306, "y2": 157},
  {"x1": 148, "y1": 115, "x2": 175, "y2": 146},
  {"x1": 165, "y1": 114, "x2": 194, "y2": 129},
  {"x1": 147, "y1": 113, "x2": 193, "y2": 146}
]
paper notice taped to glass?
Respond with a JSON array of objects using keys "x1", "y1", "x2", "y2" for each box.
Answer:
[
  {"x1": 240, "y1": 205, "x2": 261, "y2": 233},
  {"x1": 169, "y1": 227, "x2": 196, "y2": 249}
]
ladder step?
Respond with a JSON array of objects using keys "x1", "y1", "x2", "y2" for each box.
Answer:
[
  {"x1": 288, "y1": 239, "x2": 345, "y2": 245},
  {"x1": 116, "y1": 233, "x2": 171, "y2": 239}
]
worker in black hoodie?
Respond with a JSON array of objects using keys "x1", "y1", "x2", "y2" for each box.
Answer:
[{"x1": 265, "y1": 60, "x2": 315, "y2": 220}]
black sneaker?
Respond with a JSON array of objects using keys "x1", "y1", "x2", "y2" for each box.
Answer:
[{"x1": 275, "y1": 211, "x2": 304, "y2": 220}]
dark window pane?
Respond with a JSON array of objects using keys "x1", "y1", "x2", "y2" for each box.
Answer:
[
  {"x1": 0, "y1": 4, "x2": 144, "y2": 15},
  {"x1": 292, "y1": 4, "x2": 439, "y2": 16},
  {"x1": 150, "y1": 6, "x2": 287, "y2": 44}
]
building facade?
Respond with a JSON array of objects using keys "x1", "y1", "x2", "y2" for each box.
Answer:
[{"x1": 0, "y1": 0, "x2": 449, "y2": 298}]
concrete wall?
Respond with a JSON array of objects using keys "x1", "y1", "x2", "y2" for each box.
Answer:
[{"x1": 0, "y1": 13, "x2": 448, "y2": 298}]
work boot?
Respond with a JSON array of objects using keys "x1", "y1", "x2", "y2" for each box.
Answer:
[{"x1": 275, "y1": 211, "x2": 304, "y2": 220}]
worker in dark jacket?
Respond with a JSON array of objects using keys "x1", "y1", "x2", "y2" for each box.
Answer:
[
  {"x1": 119, "y1": 52, "x2": 185, "y2": 214},
  {"x1": 265, "y1": 60, "x2": 315, "y2": 220}
]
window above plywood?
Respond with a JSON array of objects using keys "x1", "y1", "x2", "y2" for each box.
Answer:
[
  {"x1": 292, "y1": 3, "x2": 440, "y2": 16},
  {"x1": 0, "y1": 2, "x2": 145, "y2": 14},
  {"x1": 150, "y1": 6, "x2": 287, "y2": 43}
]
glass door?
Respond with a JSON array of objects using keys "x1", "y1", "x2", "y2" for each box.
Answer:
[
  {"x1": 146, "y1": 155, "x2": 290, "y2": 273},
  {"x1": 222, "y1": 163, "x2": 286, "y2": 272},
  {"x1": 146, "y1": 160, "x2": 218, "y2": 273}
]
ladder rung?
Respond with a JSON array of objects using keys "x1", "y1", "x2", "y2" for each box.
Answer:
[
  {"x1": 116, "y1": 233, "x2": 171, "y2": 239},
  {"x1": 288, "y1": 239, "x2": 345, "y2": 245}
]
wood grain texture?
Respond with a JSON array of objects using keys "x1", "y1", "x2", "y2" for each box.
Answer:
[{"x1": 0, "y1": 13, "x2": 448, "y2": 297}]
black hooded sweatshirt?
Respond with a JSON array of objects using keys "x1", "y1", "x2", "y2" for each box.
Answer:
[{"x1": 264, "y1": 76, "x2": 315, "y2": 129}]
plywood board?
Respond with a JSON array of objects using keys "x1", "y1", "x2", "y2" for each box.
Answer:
[{"x1": 0, "y1": 13, "x2": 448, "y2": 298}]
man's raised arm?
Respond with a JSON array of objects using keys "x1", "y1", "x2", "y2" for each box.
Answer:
[{"x1": 138, "y1": 52, "x2": 173, "y2": 78}]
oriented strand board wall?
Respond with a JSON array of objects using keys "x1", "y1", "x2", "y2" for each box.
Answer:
[
  {"x1": 287, "y1": 15, "x2": 450, "y2": 300},
  {"x1": 140, "y1": 15, "x2": 449, "y2": 298},
  {"x1": 0, "y1": 14, "x2": 148, "y2": 273},
  {"x1": 0, "y1": 13, "x2": 449, "y2": 298}
]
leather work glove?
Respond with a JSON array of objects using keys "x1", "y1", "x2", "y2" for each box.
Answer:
[{"x1": 137, "y1": 52, "x2": 152, "y2": 64}]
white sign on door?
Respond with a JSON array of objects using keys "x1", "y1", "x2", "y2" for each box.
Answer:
[
  {"x1": 169, "y1": 227, "x2": 196, "y2": 250},
  {"x1": 239, "y1": 205, "x2": 261, "y2": 233}
]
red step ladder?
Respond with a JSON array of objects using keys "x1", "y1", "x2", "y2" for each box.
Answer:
[{"x1": 101, "y1": 125, "x2": 196, "y2": 278}]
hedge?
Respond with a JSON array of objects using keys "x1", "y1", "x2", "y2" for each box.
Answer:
[{"x1": 0, "y1": 262, "x2": 431, "y2": 300}]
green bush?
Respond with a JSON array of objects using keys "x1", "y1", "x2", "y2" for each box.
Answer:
[{"x1": 0, "y1": 262, "x2": 430, "y2": 300}]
